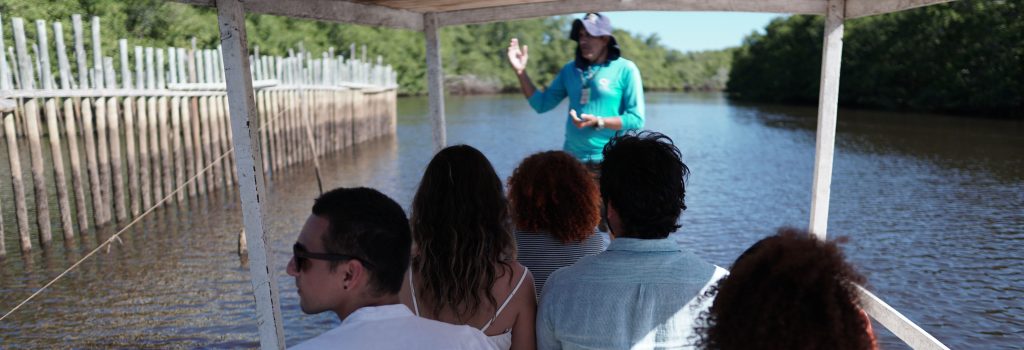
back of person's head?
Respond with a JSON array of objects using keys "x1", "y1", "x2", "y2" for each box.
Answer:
[
  {"x1": 508, "y1": 150, "x2": 601, "y2": 243},
  {"x1": 699, "y1": 228, "x2": 874, "y2": 350},
  {"x1": 410, "y1": 144, "x2": 514, "y2": 321},
  {"x1": 312, "y1": 187, "x2": 410, "y2": 296},
  {"x1": 600, "y1": 130, "x2": 689, "y2": 239}
]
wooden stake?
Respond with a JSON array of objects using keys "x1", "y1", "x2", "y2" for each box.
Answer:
[
  {"x1": 4, "y1": 112, "x2": 31, "y2": 252},
  {"x1": 91, "y1": 16, "x2": 104, "y2": 89},
  {"x1": 148, "y1": 92, "x2": 163, "y2": 201},
  {"x1": 122, "y1": 40, "x2": 140, "y2": 216},
  {"x1": 105, "y1": 59, "x2": 127, "y2": 222},
  {"x1": 200, "y1": 95, "x2": 215, "y2": 191},
  {"x1": 221, "y1": 95, "x2": 237, "y2": 185},
  {"x1": 270, "y1": 90, "x2": 283, "y2": 172},
  {"x1": 159, "y1": 94, "x2": 173, "y2": 198},
  {"x1": 209, "y1": 94, "x2": 223, "y2": 190},
  {"x1": 45, "y1": 96, "x2": 74, "y2": 241},
  {"x1": 63, "y1": 97, "x2": 88, "y2": 234},
  {"x1": 180, "y1": 94, "x2": 197, "y2": 198},
  {"x1": 35, "y1": 20, "x2": 74, "y2": 241},
  {"x1": 71, "y1": 15, "x2": 88, "y2": 89},
  {"x1": 188, "y1": 46, "x2": 206, "y2": 196},
  {"x1": 94, "y1": 89, "x2": 111, "y2": 225},
  {"x1": 14, "y1": 18, "x2": 54, "y2": 245},
  {"x1": 0, "y1": 14, "x2": 10, "y2": 92},
  {"x1": 171, "y1": 96, "x2": 184, "y2": 203},
  {"x1": 137, "y1": 95, "x2": 152, "y2": 209},
  {"x1": 257, "y1": 90, "x2": 270, "y2": 176}
]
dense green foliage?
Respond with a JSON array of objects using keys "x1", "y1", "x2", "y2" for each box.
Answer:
[
  {"x1": 1, "y1": 0, "x2": 732, "y2": 95},
  {"x1": 728, "y1": 0, "x2": 1023, "y2": 117}
]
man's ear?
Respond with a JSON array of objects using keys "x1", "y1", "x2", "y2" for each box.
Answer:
[
  {"x1": 605, "y1": 200, "x2": 621, "y2": 238},
  {"x1": 339, "y1": 260, "x2": 369, "y2": 290}
]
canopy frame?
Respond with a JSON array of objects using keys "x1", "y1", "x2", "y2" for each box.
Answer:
[{"x1": 201, "y1": 1, "x2": 957, "y2": 349}]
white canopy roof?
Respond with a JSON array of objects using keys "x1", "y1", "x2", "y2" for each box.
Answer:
[{"x1": 179, "y1": 0, "x2": 954, "y2": 31}]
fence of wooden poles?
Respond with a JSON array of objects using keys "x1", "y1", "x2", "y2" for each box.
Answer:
[{"x1": 0, "y1": 14, "x2": 399, "y2": 259}]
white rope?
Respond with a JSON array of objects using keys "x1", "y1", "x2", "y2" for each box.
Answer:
[
  {"x1": 0, "y1": 149, "x2": 233, "y2": 322},
  {"x1": 0, "y1": 88, "x2": 339, "y2": 323}
]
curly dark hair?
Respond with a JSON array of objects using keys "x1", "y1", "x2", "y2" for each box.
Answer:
[
  {"x1": 410, "y1": 144, "x2": 515, "y2": 322},
  {"x1": 600, "y1": 130, "x2": 689, "y2": 239},
  {"x1": 698, "y1": 228, "x2": 875, "y2": 350},
  {"x1": 507, "y1": 151, "x2": 601, "y2": 243}
]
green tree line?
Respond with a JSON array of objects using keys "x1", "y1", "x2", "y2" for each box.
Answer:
[
  {"x1": 1, "y1": 0, "x2": 731, "y2": 95},
  {"x1": 727, "y1": 0, "x2": 1022, "y2": 117}
]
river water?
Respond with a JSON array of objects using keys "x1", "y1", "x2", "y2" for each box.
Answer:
[{"x1": 0, "y1": 92, "x2": 1021, "y2": 348}]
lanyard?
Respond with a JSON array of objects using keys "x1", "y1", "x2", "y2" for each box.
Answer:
[{"x1": 577, "y1": 65, "x2": 601, "y2": 105}]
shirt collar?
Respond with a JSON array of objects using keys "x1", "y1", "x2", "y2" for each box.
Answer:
[
  {"x1": 341, "y1": 304, "x2": 412, "y2": 326},
  {"x1": 605, "y1": 237, "x2": 682, "y2": 252}
]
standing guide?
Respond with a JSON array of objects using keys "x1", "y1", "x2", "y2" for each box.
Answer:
[{"x1": 507, "y1": 12, "x2": 645, "y2": 165}]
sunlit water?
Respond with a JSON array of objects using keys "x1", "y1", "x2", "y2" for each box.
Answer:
[{"x1": 0, "y1": 92, "x2": 1021, "y2": 348}]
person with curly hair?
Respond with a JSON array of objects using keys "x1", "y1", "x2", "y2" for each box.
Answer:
[
  {"x1": 698, "y1": 228, "x2": 878, "y2": 350},
  {"x1": 537, "y1": 131, "x2": 727, "y2": 349},
  {"x1": 401, "y1": 144, "x2": 537, "y2": 350},
  {"x1": 507, "y1": 150, "x2": 607, "y2": 297}
]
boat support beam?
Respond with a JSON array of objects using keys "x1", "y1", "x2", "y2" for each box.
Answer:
[
  {"x1": 424, "y1": 12, "x2": 447, "y2": 153},
  {"x1": 808, "y1": 0, "x2": 844, "y2": 240},
  {"x1": 217, "y1": 0, "x2": 286, "y2": 348}
]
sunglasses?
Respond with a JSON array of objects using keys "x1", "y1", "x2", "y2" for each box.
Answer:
[{"x1": 292, "y1": 243, "x2": 373, "y2": 272}]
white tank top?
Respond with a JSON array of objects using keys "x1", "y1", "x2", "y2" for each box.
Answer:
[{"x1": 409, "y1": 268, "x2": 529, "y2": 350}]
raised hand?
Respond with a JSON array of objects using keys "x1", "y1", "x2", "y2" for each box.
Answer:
[{"x1": 508, "y1": 38, "x2": 529, "y2": 75}]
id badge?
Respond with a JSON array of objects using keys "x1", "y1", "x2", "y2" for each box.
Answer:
[{"x1": 580, "y1": 87, "x2": 591, "y2": 105}]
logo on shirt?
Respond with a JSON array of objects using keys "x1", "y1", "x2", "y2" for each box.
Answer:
[{"x1": 598, "y1": 78, "x2": 611, "y2": 91}]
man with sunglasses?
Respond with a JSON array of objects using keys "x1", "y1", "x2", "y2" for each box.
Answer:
[{"x1": 287, "y1": 187, "x2": 494, "y2": 349}]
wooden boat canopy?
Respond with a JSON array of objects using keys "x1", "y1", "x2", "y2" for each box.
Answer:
[{"x1": 177, "y1": 0, "x2": 954, "y2": 30}]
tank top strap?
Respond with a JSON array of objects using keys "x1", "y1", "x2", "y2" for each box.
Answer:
[
  {"x1": 408, "y1": 271, "x2": 420, "y2": 316},
  {"x1": 481, "y1": 267, "x2": 529, "y2": 332}
]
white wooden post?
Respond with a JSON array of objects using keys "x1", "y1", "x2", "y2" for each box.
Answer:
[
  {"x1": 857, "y1": 286, "x2": 950, "y2": 350},
  {"x1": 423, "y1": 12, "x2": 446, "y2": 152},
  {"x1": 215, "y1": 0, "x2": 285, "y2": 348},
  {"x1": 808, "y1": 0, "x2": 845, "y2": 240}
]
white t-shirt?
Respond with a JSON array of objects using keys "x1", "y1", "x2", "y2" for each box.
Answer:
[{"x1": 290, "y1": 304, "x2": 495, "y2": 350}]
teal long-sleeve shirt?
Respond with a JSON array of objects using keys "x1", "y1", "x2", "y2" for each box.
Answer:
[{"x1": 528, "y1": 57, "x2": 645, "y2": 162}]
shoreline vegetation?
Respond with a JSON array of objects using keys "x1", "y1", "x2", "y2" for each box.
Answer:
[
  {"x1": 4, "y1": 0, "x2": 1018, "y2": 117},
  {"x1": 2, "y1": 0, "x2": 732, "y2": 97},
  {"x1": 728, "y1": 0, "x2": 1022, "y2": 119}
]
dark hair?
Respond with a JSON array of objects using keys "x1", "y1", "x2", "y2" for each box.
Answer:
[
  {"x1": 312, "y1": 187, "x2": 411, "y2": 296},
  {"x1": 600, "y1": 130, "x2": 689, "y2": 239},
  {"x1": 410, "y1": 144, "x2": 515, "y2": 322},
  {"x1": 698, "y1": 228, "x2": 874, "y2": 350},
  {"x1": 508, "y1": 150, "x2": 601, "y2": 243}
]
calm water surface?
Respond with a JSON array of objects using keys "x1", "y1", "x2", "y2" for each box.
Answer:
[{"x1": 0, "y1": 92, "x2": 1021, "y2": 348}]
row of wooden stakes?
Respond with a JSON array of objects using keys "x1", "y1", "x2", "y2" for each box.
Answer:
[
  {"x1": 1, "y1": 86, "x2": 398, "y2": 260},
  {"x1": 0, "y1": 12, "x2": 399, "y2": 260}
]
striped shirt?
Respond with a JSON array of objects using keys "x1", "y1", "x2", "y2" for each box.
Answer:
[{"x1": 515, "y1": 230, "x2": 608, "y2": 297}]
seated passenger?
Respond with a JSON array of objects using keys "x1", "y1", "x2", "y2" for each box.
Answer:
[
  {"x1": 401, "y1": 145, "x2": 537, "y2": 350},
  {"x1": 537, "y1": 131, "x2": 727, "y2": 350},
  {"x1": 697, "y1": 228, "x2": 878, "y2": 350},
  {"x1": 287, "y1": 187, "x2": 493, "y2": 350},
  {"x1": 507, "y1": 150, "x2": 606, "y2": 296}
]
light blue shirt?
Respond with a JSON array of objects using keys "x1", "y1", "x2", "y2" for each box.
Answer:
[
  {"x1": 528, "y1": 58, "x2": 645, "y2": 162},
  {"x1": 536, "y1": 238, "x2": 727, "y2": 350}
]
